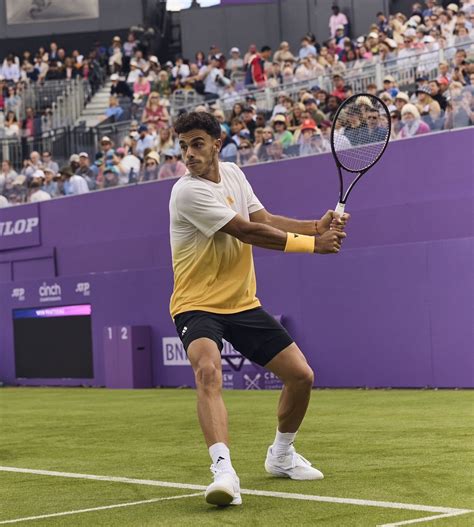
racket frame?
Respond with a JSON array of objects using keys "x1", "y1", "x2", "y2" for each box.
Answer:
[{"x1": 330, "y1": 93, "x2": 391, "y2": 215}]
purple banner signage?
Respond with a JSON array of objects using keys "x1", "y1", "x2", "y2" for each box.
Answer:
[
  {"x1": 0, "y1": 129, "x2": 472, "y2": 388},
  {"x1": 13, "y1": 304, "x2": 92, "y2": 319},
  {"x1": 0, "y1": 204, "x2": 41, "y2": 251}
]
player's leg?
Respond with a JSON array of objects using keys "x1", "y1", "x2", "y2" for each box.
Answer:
[
  {"x1": 187, "y1": 337, "x2": 241, "y2": 506},
  {"x1": 265, "y1": 343, "x2": 314, "y2": 433},
  {"x1": 187, "y1": 337, "x2": 228, "y2": 447},
  {"x1": 264, "y1": 344, "x2": 323, "y2": 480}
]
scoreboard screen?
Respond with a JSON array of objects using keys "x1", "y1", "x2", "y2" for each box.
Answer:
[{"x1": 13, "y1": 304, "x2": 93, "y2": 379}]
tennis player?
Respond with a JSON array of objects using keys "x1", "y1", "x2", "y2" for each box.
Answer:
[{"x1": 170, "y1": 112, "x2": 349, "y2": 507}]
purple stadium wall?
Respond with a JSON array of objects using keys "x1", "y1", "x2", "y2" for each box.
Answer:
[{"x1": 0, "y1": 128, "x2": 473, "y2": 388}]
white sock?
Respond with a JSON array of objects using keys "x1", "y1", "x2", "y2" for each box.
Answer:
[
  {"x1": 271, "y1": 429, "x2": 297, "y2": 456},
  {"x1": 209, "y1": 442, "x2": 234, "y2": 472}
]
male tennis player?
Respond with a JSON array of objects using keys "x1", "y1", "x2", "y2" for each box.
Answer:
[{"x1": 170, "y1": 112, "x2": 349, "y2": 507}]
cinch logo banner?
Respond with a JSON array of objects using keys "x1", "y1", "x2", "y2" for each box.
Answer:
[{"x1": 0, "y1": 204, "x2": 41, "y2": 251}]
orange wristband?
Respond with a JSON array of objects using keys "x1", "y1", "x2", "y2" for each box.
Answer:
[{"x1": 284, "y1": 233, "x2": 315, "y2": 253}]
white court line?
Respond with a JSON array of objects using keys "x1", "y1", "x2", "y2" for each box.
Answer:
[
  {"x1": 0, "y1": 492, "x2": 202, "y2": 525},
  {"x1": 378, "y1": 510, "x2": 473, "y2": 527},
  {"x1": 1, "y1": 466, "x2": 472, "y2": 526}
]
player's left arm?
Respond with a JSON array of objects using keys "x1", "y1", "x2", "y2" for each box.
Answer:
[{"x1": 250, "y1": 208, "x2": 350, "y2": 235}]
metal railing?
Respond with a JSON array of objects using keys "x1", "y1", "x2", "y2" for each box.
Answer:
[{"x1": 169, "y1": 40, "x2": 474, "y2": 116}]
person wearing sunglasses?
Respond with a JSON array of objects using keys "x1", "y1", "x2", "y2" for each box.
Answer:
[{"x1": 158, "y1": 149, "x2": 187, "y2": 180}]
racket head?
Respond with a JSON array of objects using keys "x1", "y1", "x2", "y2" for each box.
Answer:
[{"x1": 330, "y1": 94, "x2": 391, "y2": 174}]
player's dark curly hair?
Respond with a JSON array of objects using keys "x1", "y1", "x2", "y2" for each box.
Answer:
[{"x1": 174, "y1": 111, "x2": 221, "y2": 139}]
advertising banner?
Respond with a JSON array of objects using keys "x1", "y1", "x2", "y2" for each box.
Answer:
[{"x1": 0, "y1": 204, "x2": 41, "y2": 251}]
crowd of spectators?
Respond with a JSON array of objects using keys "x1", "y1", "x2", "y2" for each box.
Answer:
[{"x1": 1, "y1": 0, "x2": 473, "y2": 207}]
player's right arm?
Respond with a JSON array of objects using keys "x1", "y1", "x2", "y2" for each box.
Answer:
[{"x1": 220, "y1": 214, "x2": 345, "y2": 254}]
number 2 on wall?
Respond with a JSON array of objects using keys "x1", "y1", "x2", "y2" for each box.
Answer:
[{"x1": 121, "y1": 327, "x2": 128, "y2": 340}]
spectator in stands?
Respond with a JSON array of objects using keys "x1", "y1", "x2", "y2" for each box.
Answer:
[
  {"x1": 105, "y1": 96, "x2": 124, "y2": 121},
  {"x1": 366, "y1": 108, "x2": 389, "y2": 142},
  {"x1": 76, "y1": 152, "x2": 96, "y2": 190},
  {"x1": 158, "y1": 149, "x2": 187, "y2": 180},
  {"x1": 202, "y1": 55, "x2": 230, "y2": 101},
  {"x1": 136, "y1": 124, "x2": 154, "y2": 160},
  {"x1": 272, "y1": 114, "x2": 293, "y2": 149},
  {"x1": 127, "y1": 60, "x2": 142, "y2": 84},
  {"x1": 267, "y1": 140, "x2": 288, "y2": 162},
  {"x1": 110, "y1": 73, "x2": 133, "y2": 99},
  {"x1": 219, "y1": 125, "x2": 238, "y2": 162},
  {"x1": 103, "y1": 166, "x2": 120, "y2": 188},
  {"x1": 155, "y1": 126, "x2": 176, "y2": 154},
  {"x1": 237, "y1": 138, "x2": 257, "y2": 166},
  {"x1": 123, "y1": 33, "x2": 137, "y2": 72},
  {"x1": 41, "y1": 151, "x2": 59, "y2": 174},
  {"x1": 29, "y1": 170, "x2": 51, "y2": 202},
  {"x1": 273, "y1": 41, "x2": 296, "y2": 64},
  {"x1": 98, "y1": 136, "x2": 115, "y2": 170},
  {"x1": 171, "y1": 57, "x2": 190, "y2": 85},
  {"x1": 141, "y1": 151, "x2": 160, "y2": 182},
  {"x1": 133, "y1": 72, "x2": 151, "y2": 103},
  {"x1": 428, "y1": 80, "x2": 448, "y2": 111},
  {"x1": 0, "y1": 160, "x2": 17, "y2": 195},
  {"x1": 116, "y1": 145, "x2": 140, "y2": 183},
  {"x1": 5, "y1": 86, "x2": 21, "y2": 116},
  {"x1": 303, "y1": 96, "x2": 327, "y2": 125},
  {"x1": 298, "y1": 37, "x2": 317, "y2": 59},
  {"x1": 444, "y1": 93, "x2": 474, "y2": 128},
  {"x1": 22, "y1": 107, "x2": 41, "y2": 137},
  {"x1": 329, "y1": 5, "x2": 349, "y2": 38},
  {"x1": 331, "y1": 74, "x2": 347, "y2": 100},
  {"x1": 416, "y1": 85, "x2": 442, "y2": 127},
  {"x1": 142, "y1": 93, "x2": 169, "y2": 128},
  {"x1": 226, "y1": 47, "x2": 244, "y2": 74},
  {"x1": 247, "y1": 46, "x2": 272, "y2": 87},
  {"x1": 383, "y1": 75, "x2": 399, "y2": 98},
  {"x1": 255, "y1": 126, "x2": 275, "y2": 162},
  {"x1": 241, "y1": 106, "x2": 257, "y2": 141},
  {"x1": 155, "y1": 70, "x2": 172, "y2": 98},
  {"x1": 298, "y1": 119, "x2": 330, "y2": 156},
  {"x1": 399, "y1": 104, "x2": 430, "y2": 138},
  {"x1": 4, "y1": 111, "x2": 20, "y2": 137},
  {"x1": 59, "y1": 166, "x2": 89, "y2": 195},
  {"x1": 1, "y1": 55, "x2": 20, "y2": 82},
  {"x1": 42, "y1": 167, "x2": 60, "y2": 197}
]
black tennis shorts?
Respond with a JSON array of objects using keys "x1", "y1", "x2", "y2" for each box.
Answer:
[{"x1": 174, "y1": 307, "x2": 294, "y2": 367}]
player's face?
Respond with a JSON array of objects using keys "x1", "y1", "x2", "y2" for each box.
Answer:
[{"x1": 179, "y1": 130, "x2": 221, "y2": 177}]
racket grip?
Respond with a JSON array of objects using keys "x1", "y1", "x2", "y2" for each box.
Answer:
[{"x1": 335, "y1": 202, "x2": 346, "y2": 216}]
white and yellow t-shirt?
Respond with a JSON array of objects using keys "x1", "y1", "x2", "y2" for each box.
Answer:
[{"x1": 169, "y1": 162, "x2": 264, "y2": 318}]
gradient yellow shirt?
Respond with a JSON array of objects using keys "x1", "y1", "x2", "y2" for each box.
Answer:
[{"x1": 169, "y1": 162, "x2": 263, "y2": 318}]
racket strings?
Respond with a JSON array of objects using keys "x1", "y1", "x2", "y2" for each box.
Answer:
[{"x1": 333, "y1": 95, "x2": 390, "y2": 172}]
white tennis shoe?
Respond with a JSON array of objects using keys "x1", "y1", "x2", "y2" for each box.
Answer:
[
  {"x1": 205, "y1": 465, "x2": 242, "y2": 506},
  {"x1": 264, "y1": 445, "x2": 324, "y2": 480}
]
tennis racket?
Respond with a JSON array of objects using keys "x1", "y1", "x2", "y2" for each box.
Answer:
[{"x1": 330, "y1": 94, "x2": 391, "y2": 216}]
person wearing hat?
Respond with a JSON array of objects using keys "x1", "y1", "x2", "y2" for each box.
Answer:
[
  {"x1": 273, "y1": 41, "x2": 296, "y2": 64},
  {"x1": 109, "y1": 36, "x2": 123, "y2": 74},
  {"x1": 399, "y1": 103, "x2": 430, "y2": 138},
  {"x1": 415, "y1": 85, "x2": 442, "y2": 126},
  {"x1": 226, "y1": 47, "x2": 244, "y2": 73},
  {"x1": 394, "y1": 91, "x2": 409, "y2": 113},
  {"x1": 75, "y1": 152, "x2": 96, "y2": 190},
  {"x1": 59, "y1": 165, "x2": 89, "y2": 195},
  {"x1": 296, "y1": 119, "x2": 327, "y2": 156},
  {"x1": 103, "y1": 166, "x2": 120, "y2": 188},
  {"x1": 110, "y1": 72, "x2": 133, "y2": 99},
  {"x1": 136, "y1": 124, "x2": 154, "y2": 160},
  {"x1": 127, "y1": 59, "x2": 142, "y2": 84},
  {"x1": 28, "y1": 170, "x2": 51, "y2": 203},
  {"x1": 158, "y1": 149, "x2": 187, "y2": 180},
  {"x1": 42, "y1": 167, "x2": 60, "y2": 197},
  {"x1": 219, "y1": 124, "x2": 238, "y2": 162},
  {"x1": 271, "y1": 114, "x2": 293, "y2": 149},
  {"x1": 383, "y1": 75, "x2": 399, "y2": 98}
]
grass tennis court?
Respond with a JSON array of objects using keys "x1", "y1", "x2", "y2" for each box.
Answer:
[{"x1": 1, "y1": 388, "x2": 473, "y2": 526}]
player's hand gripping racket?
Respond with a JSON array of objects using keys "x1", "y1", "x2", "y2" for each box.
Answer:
[{"x1": 330, "y1": 94, "x2": 391, "y2": 216}]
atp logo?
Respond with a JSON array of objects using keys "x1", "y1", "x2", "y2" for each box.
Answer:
[
  {"x1": 11, "y1": 288, "x2": 26, "y2": 301},
  {"x1": 75, "y1": 282, "x2": 91, "y2": 296}
]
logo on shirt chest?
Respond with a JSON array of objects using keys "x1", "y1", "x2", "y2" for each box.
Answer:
[{"x1": 226, "y1": 196, "x2": 235, "y2": 206}]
